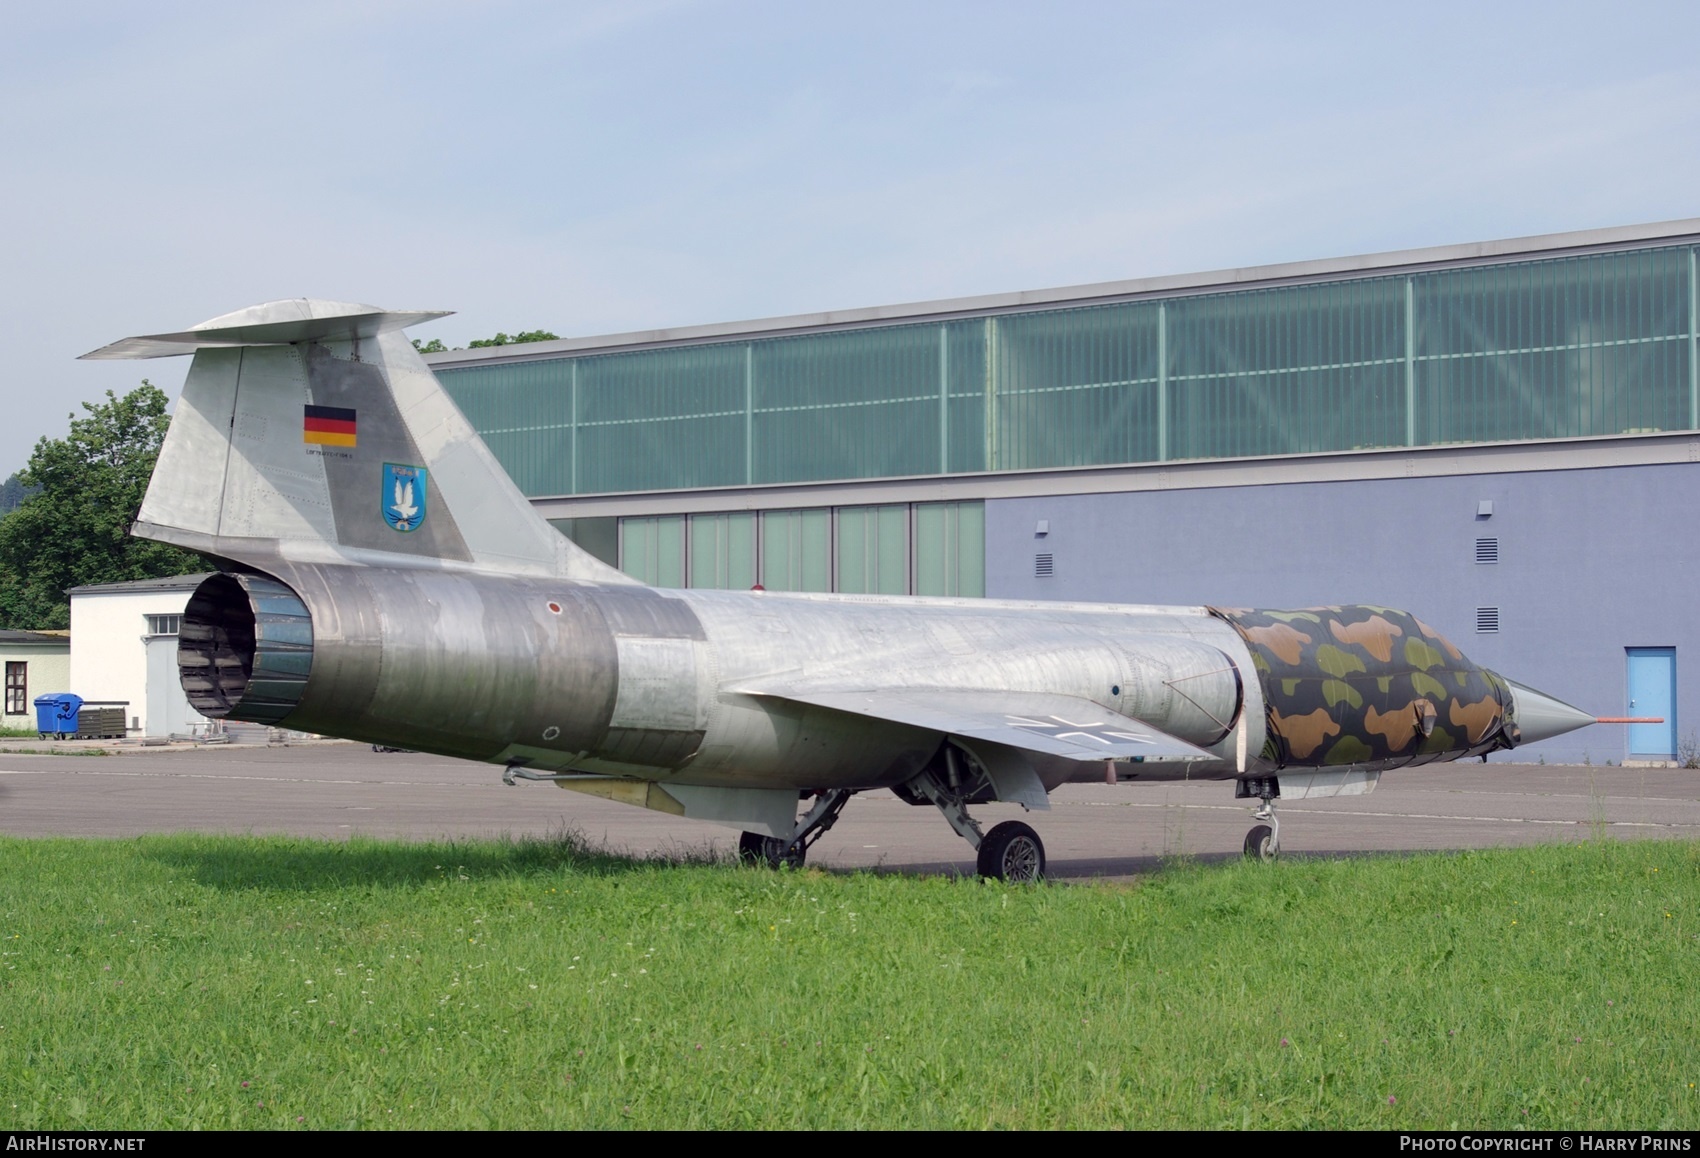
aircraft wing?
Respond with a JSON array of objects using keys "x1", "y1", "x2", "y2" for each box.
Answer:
[{"x1": 742, "y1": 687, "x2": 1217, "y2": 762}]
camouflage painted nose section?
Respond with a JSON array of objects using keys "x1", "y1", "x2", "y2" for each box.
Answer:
[{"x1": 1213, "y1": 606, "x2": 1515, "y2": 769}]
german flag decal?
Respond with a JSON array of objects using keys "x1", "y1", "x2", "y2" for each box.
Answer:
[{"x1": 303, "y1": 405, "x2": 357, "y2": 447}]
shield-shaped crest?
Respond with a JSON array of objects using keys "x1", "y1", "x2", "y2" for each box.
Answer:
[{"x1": 382, "y1": 463, "x2": 428, "y2": 532}]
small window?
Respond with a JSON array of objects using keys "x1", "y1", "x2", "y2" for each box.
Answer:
[
  {"x1": 1035, "y1": 553, "x2": 1054, "y2": 578},
  {"x1": 1475, "y1": 537, "x2": 1499, "y2": 564},
  {"x1": 1476, "y1": 607, "x2": 1500, "y2": 634},
  {"x1": 4, "y1": 662, "x2": 24, "y2": 715},
  {"x1": 145, "y1": 614, "x2": 181, "y2": 636}
]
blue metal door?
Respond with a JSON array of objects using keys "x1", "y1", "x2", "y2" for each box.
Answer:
[{"x1": 1626, "y1": 648, "x2": 1676, "y2": 758}]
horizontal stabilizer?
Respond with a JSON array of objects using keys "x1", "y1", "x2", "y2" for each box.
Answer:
[
  {"x1": 82, "y1": 299, "x2": 451, "y2": 360},
  {"x1": 744, "y1": 686, "x2": 1216, "y2": 762}
]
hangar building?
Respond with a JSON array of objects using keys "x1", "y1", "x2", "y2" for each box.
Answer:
[{"x1": 426, "y1": 219, "x2": 1700, "y2": 765}]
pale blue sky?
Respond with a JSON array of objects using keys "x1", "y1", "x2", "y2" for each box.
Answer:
[{"x1": 2, "y1": 0, "x2": 1697, "y2": 469}]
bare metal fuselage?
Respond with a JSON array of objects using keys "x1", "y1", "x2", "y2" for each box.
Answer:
[{"x1": 187, "y1": 561, "x2": 1257, "y2": 792}]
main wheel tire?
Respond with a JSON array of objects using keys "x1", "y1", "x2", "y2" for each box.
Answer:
[
  {"x1": 738, "y1": 830, "x2": 805, "y2": 870},
  {"x1": 977, "y1": 821, "x2": 1046, "y2": 882},
  {"x1": 1244, "y1": 824, "x2": 1276, "y2": 861}
]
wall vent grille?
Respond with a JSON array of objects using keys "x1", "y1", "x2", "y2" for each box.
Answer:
[
  {"x1": 1475, "y1": 537, "x2": 1499, "y2": 564},
  {"x1": 1476, "y1": 606, "x2": 1500, "y2": 633},
  {"x1": 1035, "y1": 553, "x2": 1054, "y2": 578}
]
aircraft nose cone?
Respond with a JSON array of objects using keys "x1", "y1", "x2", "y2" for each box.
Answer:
[{"x1": 1505, "y1": 679, "x2": 1597, "y2": 745}]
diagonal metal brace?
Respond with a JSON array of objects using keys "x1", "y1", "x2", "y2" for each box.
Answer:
[
  {"x1": 907, "y1": 759, "x2": 984, "y2": 850},
  {"x1": 789, "y1": 789, "x2": 854, "y2": 853}
]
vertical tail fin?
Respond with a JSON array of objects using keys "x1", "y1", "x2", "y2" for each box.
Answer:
[{"x1": 82, "y1": 299, "x2": 633, "y2": 584}]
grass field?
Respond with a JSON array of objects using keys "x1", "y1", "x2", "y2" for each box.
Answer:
[{"x1": 1, "y1": 832, "x2": 1696, "y2": 1129}]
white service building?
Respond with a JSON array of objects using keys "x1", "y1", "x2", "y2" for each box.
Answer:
[{"x1": 66, "y1": 574, "x2": 210, "y2": 737}]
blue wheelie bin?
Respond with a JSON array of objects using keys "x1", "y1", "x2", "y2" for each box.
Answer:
[{"x1": 33, "y1": 693, "x2": 82, "y2": 739}]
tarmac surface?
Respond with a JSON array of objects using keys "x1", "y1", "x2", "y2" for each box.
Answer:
[{"x1": 0, "y1": 740, "x2": 1696, "y2": 878}]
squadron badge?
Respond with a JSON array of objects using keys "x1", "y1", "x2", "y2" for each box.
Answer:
[{"x1": 383, "y1": 463, "x2": 428, "y2": 532}]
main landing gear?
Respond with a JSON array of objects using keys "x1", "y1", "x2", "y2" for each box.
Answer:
[
  {"x1": 977, "y1": 820, "x2": 1046, "y2": 882},
  {"x1": 1237, "y1": 776, "x2": 1281, "y2": 861},
  {"x1": 906, "y1": 748, "x2": 1047, "y2": 883},
  {"x1": 742, "y1": 747, "x2": 1052, "y2": 883},
  {"x1": 738, "y1": 788, "x2": 854, "y2": 870}
]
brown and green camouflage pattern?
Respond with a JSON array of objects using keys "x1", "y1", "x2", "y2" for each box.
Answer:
[{"x1": 1212, "y1": 606, "x2": 1517, "y2": 769}]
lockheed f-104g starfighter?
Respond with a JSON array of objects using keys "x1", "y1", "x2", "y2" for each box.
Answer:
[{"x1": 83, "y1": 300, "x2": 1611, "y2": 880}]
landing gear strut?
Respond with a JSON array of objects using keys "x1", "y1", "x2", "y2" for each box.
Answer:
[
  {"x1": 908, "y1": 749, "x2": 1047, "y2": 882},
  {"x1": 738, "y1": 789, "x2": 854, "y2": 870},
  {"x1": 1240, "y1": 778, "x2": 1281, "y2": 861}
]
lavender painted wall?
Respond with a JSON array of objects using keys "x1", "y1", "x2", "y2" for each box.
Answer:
[{"x1": 987, "y1": 463, "x2": 1700, "y2": 764}]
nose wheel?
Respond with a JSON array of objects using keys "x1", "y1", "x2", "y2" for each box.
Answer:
[{"x1": 1244, "y1": 792, "x2": 1280, "y2": 861}]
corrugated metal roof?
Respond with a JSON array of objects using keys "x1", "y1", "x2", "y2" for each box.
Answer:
[
  {"x1": 65, "y1": 573, "x2": 211, "y2": 596},
  {"x1": 0, "y1": 629, "x2": 70, "y2": 646}
]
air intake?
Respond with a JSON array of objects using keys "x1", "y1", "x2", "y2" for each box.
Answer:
[
  {"x1": 1035, "y1": 553, "x2": 1054, "y2": 578},
  {"x1": 179, "y1": 573, "x2": 314, "y2": 724},
  {"x1": 1475, "y1": 537, "x2": 1499, "y2": 563},
  {"x1": 1476, "y1": 606, "x2": 1500, "y2": 634}
]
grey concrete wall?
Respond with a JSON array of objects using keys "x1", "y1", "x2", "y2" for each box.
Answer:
[{"x1": 987, "y1": 462, "x2": 1700, "y2": 765}]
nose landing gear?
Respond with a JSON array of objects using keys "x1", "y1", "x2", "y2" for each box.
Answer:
[{"x1": 1237, "y1": 776, "x2": 1281, "y2": 861}]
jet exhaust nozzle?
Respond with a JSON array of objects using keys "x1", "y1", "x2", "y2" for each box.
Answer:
[{"x1": 179, "y1": 572, "x2": 314, "y2": 724}]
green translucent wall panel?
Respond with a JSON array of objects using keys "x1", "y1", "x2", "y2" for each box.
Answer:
[
  {"x1": 945, "y1": 322, "x2": 989, "y2": 474},
  {"x1": 751, "y1": 327, "x2": 941, "y2": 483},
  {"x1": 688, "y1": 512, "x2": 756, "y2": 589},
  {"x1": 578, "y1": 346, "x2": 747, "y2": 492},
  {"x1": 1167, "y1": 277, "x2": 1406, "y2": 459},
  {"x1": 548, "y1": 517, "x2": 618, "y2": 567},
  {"x1": 619, "y1": 516, "x2": 685, "y2": 587},
  {"x1": 440, "y1": 361, "x2": 574, "y2": 497},
  {"x1": 437, "y1": 245, "x2": 1696, "y2": 496},
  {"x1": 1412, "y1": 248, "x2": 1691, "y2": 443},
  {"x1": 760, "y1": 509, "x2": 832, "y2": 592},
  {"x1": 992, "y1": 302, "x2": 1161, "y2": 470},
  {"x1": 613, "y1": 502, "x2": 985, "y2": 595},
  {"x1": 913, "y1": 501, "x2": 985, "y2": 597},
  {"x1": 836, "y1": 505, "x2": 909, "y2": 594}
]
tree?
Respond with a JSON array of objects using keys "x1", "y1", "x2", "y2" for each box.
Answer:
[
  {"x1": 467, "y1": 330, "x2": 559, "y2": 348},
  {"x1": 0, "y1": 382, "x2": 203, "y2": 630},
  {"x1": 0, "y1": 472, "x2": 33, "y2": 516},
  {"x1": 411, "y1": 330, "x2": 558, "y2": 353}
]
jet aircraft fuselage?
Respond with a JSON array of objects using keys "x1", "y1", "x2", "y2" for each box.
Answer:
[
  {"x1": 183, "y1": 565, "x2": 1523, "y2": 789},
  {"x1": 87, "y1": 299, "x2": 1603, "y2": 879}
]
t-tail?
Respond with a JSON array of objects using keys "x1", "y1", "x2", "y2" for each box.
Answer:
[{"x1": 82, "y1": 298, "x2": 630, "y2": 585}]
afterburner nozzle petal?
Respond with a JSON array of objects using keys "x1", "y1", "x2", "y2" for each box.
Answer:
[{"x1": 1507, "y1": 680, "x2": 1597, "y2": 745}]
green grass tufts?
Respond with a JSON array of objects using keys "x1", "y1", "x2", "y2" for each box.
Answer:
[{"x1": 1, "y1": 833, "x2": 1697, "y2": 1129}]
